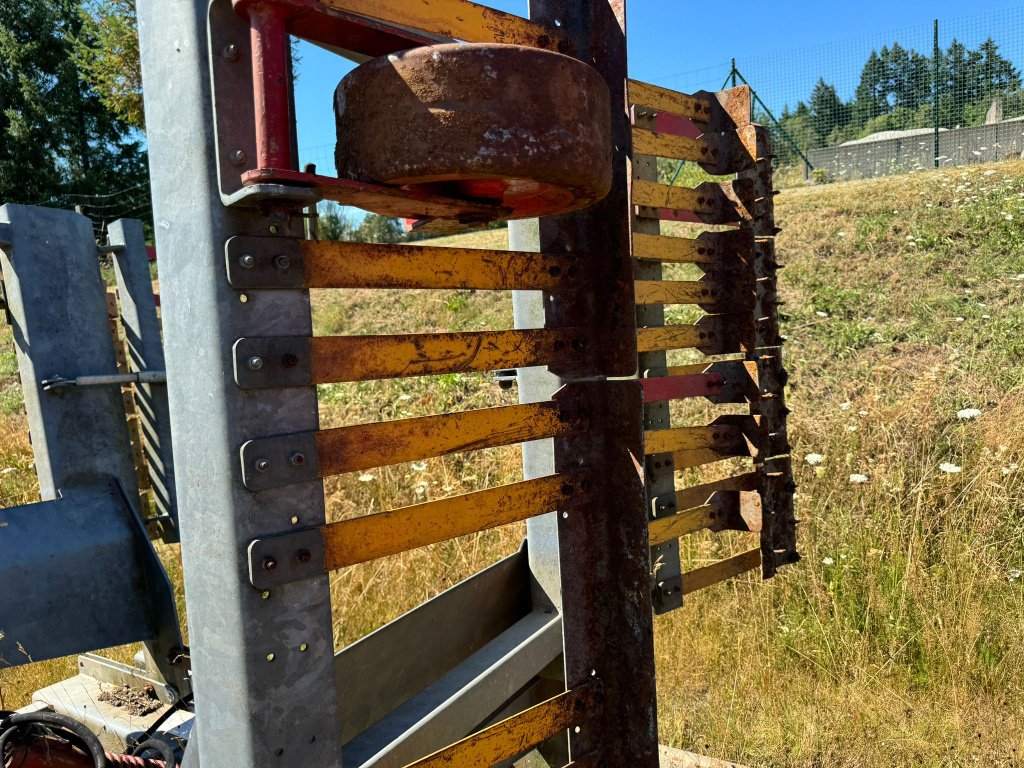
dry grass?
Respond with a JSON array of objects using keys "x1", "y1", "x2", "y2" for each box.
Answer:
[{"x1": 3, "y1": 162, "x2": 1024, "y2": 766}]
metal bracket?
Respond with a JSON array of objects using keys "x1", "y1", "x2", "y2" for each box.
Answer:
[
  {"x1": 225, "y1": 235, "x2": 305, "y2": 289},
  {"x1": 233, "y1": 336, "x2": 312, "y2": 388},
  {"x1": 239, "y1": 430, "x2": 320, "y2": 491},
  {"x1": 247, "y1": 527, "x2": 325, "y2": 589}
]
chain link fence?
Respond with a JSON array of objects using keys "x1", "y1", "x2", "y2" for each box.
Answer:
[{"x1": 655, "y1": 6, "x2": 1024, "y2": 185}]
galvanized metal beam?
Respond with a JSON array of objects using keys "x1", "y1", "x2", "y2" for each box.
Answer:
[
  {"x1": 135, "y1": 0, "x2": 342, "y2": 764},
  {"x1": 108, "y1": 218, "x2": 179, "y2": 542}
]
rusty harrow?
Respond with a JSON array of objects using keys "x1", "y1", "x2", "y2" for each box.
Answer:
[{"x1": 128, "y1": 0, "x2": 802, "y2": 765}]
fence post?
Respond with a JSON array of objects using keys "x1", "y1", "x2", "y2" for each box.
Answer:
[{"x1": 934, "y1": 19, "x2": 941, "y2": 168}]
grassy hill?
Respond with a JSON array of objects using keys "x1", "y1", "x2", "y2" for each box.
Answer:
[{"x1": 2, "y1": 162, "x2": 1024, "y2": 766}]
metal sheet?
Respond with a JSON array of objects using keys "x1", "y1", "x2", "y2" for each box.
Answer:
[
  {"x1": 627, "y1": 80, "x2": 713, "y2": 125},
  {"x1": 0, "y1": 483, "x2": 158, "y2": 667},
  {"x1": 400, "y1": 679, "x2": 599, "y2": 768},
  {"x1": 632, "y1": 180, "x2": 753, "y2": 223},
  {"x1": 336, "y1": 550, "x2": 532, "y2": 743},
  {"x1": 347, "y1": 612, "x2": 564, "y2": 768},
  {"x1": 109, "y1": 219, "x2": 180, "y2": 542}
]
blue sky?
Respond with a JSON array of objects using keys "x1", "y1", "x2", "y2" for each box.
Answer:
[{"x1": 294, "y1": 0, "x2": 1024, "y2": 175}]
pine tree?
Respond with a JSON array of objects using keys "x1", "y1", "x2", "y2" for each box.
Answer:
[{"x1": 0, "y1": 0, "x2": 145, "y2": 207}]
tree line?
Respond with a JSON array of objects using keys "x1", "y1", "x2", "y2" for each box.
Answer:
[{"x1": 772, "y1": 37, "x2": 1022, "y2": 165}]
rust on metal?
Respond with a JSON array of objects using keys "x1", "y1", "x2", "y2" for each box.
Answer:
[
  {"x1": 649, "y1": 491, "x2": 761, "y2": 545},
  {"x1": 335, "y1": 43, "x2": 612, "y2": 220},
  {"x1": 682, "y1": 549, "x2": 762, "y2": 595},
  {"x1": 627, "y1": 79, "x2": 713, "y2": 124},
  {"x1": 644, "y1": 423, "x2": 745, "y2": 456},
  {"x1": 639, "y1": 373, "x2": 726, "y2": 403},
  {"x1": 675, "y1": 471, "x2": 760, "y2": 511},
  {"x1": 314, "y1": 401, "x2": 586, "y2": 476},
  {"x1": 308, "y1": 329, "x2": 583, "y2": 382},
  {"x1": 402, "y1": 681, "x2": 601, "y2": 768},
  {"x1": 321, "y1": 472, "x2": 589, "y2": 569},
  {"x1": 317, "y1": 0, "x2": 568, "y2": 52},
  {"x1": 634, "y1": 279, "x2": 753, "y2": 311},
  {"x1": 301, "y1": 241, "x2": 579, "y2": 291},
  {"x1": 632, "y1": 126, "x2": 758, "y2": 176},
  {"x1": 632, "y1": 179, "x2": 753, "y2": 223},
  {"x1": 637, "y1": 315, "x2": 754, "y2": 355}
]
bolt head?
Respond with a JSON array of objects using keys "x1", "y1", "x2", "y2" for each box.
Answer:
[
  {"x1": 273, "y1": 254, "x2": 291, "y2": 270},
  {"x1": 229, "y1": 149, "x2": 247, "y2": 165},
  {"x1": 289, "y1": 452, "x2": 305, "y2": 466},
  {"x1": 222, "y1": 43, "x2": 239, "y2": 62},
  {"x1": 255, "y1": 458, "x2": 271, "y2": 473},
  {"x1": 247, "y1": 355, "x2": 264, "y2": 371},
  {"x1": 238, "y1": 254, "x2": 256, "y2": 269},
  {"x1": 262, "y1": 556, "x2": 278, "y2": 571},
  {"x1": 295, "y1": 549, "x2": 312, "y2": 565}
]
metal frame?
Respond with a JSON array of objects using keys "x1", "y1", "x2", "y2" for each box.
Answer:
[{"x1": 130, "y1": 1, "x2": 797, "y2": 765}]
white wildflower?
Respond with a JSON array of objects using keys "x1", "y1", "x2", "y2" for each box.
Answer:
[
  {"x1": 1007, "y1": 568, "x2": 1022, "y2": 583},
  {"x1": 822, "y1": 557, "x2": 835, "y2": 566},
  {"x1": 411, "y1": 461, "x2": 428, "y2": 471},
  {"x1": 840, "y1": 402, "x2": 851, "y2": 411},
  {"x1": 956, "y1": 408, "x2": 982, "y2": 421},
  {"x1": 805, "y1": 453, "x2": 824, "y2": 466},
  {"x1": 954, "y1": 316, "x2": 965, "y2": 322},
  {"x1": 816, "y1": 311, "x2": 830, "y2": 318},
  {"x1": 939, "y1": 462, "x2": 962, "y2": 474},
  {"x1": 397, "y1": 394, "x2": 412, "y2": 402},
  {"x1": 858, "y1": 409, "x2": 869, "y2": 417},
  {"x1": 358, "y1": 473, "x2": 376, "y2": 482},
  {"x1": 849, "y1": 473, "x2": 869, "y2": 484}
]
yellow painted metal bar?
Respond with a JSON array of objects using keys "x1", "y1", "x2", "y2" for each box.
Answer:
[
  {"x1": 636, "y1": 325, "x2": 705, "y2": 353},
  {"x1": 675, "y1": 471, "x2": 759, "y2": 510},
  {"x1": 402, "y1": 682, "x2": 600, "y2": 768},
  {"x1": 315, "y1": 401, "x2": 584, "y2": 476},
  {"x1": 309, "y1": 329, "x2": 578, "y2": 383},
  {"x1": 645, "y1": 424, "x2": 743, "y2": 456},
  {"x1": 632, "y1": 233, "x2": 714, "y2": 265},
  {"x1": 648, "y1": 504, "x2": 722, "y2": 545},
  {"x1": 301, "y1": 241, "x2": 575, "y2": 291},
  {"x1": 322, "y1": 473, "x2": 587, "y2": 569},
  {"x1": 632, "y1": 127, "x2": 716, "y2": 165},
  {"x1": 628, "y1": 79, "x2": 712, "y2": 123},
  {"x1": 682, "y1": 549, "x2": 761, "y2": 595},
  {"x1": 666, "y1": 360, "x2": 757, "y2": 380},
  {"x1": 634, "y1": 280, "x2": 714, "y2": 305},
  {"x1": 319, "y1": 0, "x2": 565, "y2": 51},
  {"x1": 633, "y1": 179, "x2": 738, "y2": 217}
]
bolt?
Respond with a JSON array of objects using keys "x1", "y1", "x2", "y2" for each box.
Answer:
[
  {"x1": 289, "y1": 452, "x2": 305, "y2": 466},
  {"x1": 273, "y1": 254, "x2": 291, "y2": 270},
  {"x1": 255, "y1": 458, "x2": 270, "y2": 473},
  {"x1": 222, "y1": 43, "x2": 239, "y2": 62},
  {"x1": 281, "y1": 353, "x2": 299, "y2": 368},
  {"x1": 229, "y1": 149, "x2": 247, "y2": 166},
  {"x1": 268, "y1": 224, "x2": 279, "y2": 234},
  {"x1": 295, "y1": 549, "x2": 312, "y2": 564},
  {"x1": 247, "y1": 355, "x2": 264, "y2": 371},
  {"x1": 262, "y1": 556, "x2": 278, "y2": 571},
  {"x1": 239, "y1": 254, "x2": 256, "y2": 269}
]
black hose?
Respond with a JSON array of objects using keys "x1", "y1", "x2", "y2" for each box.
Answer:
[
  {"x1": 0, "y1": 711, "x2": 108, "y2": 768},
  {"x1": 129, "y1": 737, "x2": 177, "y2": 766}
]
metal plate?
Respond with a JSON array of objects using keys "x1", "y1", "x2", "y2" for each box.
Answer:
[
  {"x1": 239, "y1": 430, "x2": 320, "y2": 491},
  {"x1": 233, "y1": 336, "x2": 312, "y2": 388},
  {"x1": 225, "y1": 235, "x2": 306, "y2": 289},
  {"x1": 248, "y1": 527, "x2": 325, "y2": 589}
]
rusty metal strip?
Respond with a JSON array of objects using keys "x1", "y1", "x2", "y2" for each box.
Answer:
[
  {"x1": 649, "y1": 504, "x2": 719, "y2": 545},
  {"x1": 401, "y1": 681, "x2": 601, "y2": 768},
  {"x1": 308, "y1": 329, "x2": 581, "y2": 383},
  {"x1": 321, "y1": 473, "x2": 588, "y2": 569},
  {"x1": 316, "y1": 401, "x2": 585, "y2": 476},
  {"x1": 682, "y1": 549, "x2": 761, "y2": 595},
  {"x1": 632, "y1": 229, "x2": 755, "y2": 268},
  {"x1": 662, "y1": 360, "x2": 759, "y2": 403},
  {"x1": 637, "y1": 316, "x2": 753, "y2": 355},
  {"x1": 645, "y1": 424, "x2": 744, "y2": 456},
  {"x1": 632, "y1": 179, "x2": 752, "y2": 223},
  {"x1": 627, "y1": 79, "x2": 713, "y2": 124},
  {"x1": 675, "y1": 472, "x2": 760, "y2": 510},
  {"x1": 635, "y1": 279, "x2": 752, "y2": 310},
  {"x1": 301, "y1": 241, "x2": 578, "y2": 291},
  {"x1": 639, "y1": 373, "x2": 725, "y2": 403},
  {"x1": 632, "y1": 127, "x2": 716, "y2": 166},
  {"x1": 318, "y1": 0, "x2": 566, "y2": 51}
]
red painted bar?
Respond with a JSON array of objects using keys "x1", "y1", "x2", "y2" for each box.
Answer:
[{"x1": 640, "y1": 373, "x2": 725, "y2": 403}]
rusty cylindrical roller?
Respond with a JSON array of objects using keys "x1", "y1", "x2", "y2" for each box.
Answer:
[{"x1": 334, "y1": 43, "x2": 612, "y2": 221}]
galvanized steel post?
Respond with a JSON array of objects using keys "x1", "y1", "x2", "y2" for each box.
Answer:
[{"x1": 135, "y1": 0, "x2": 342, "y2": 764}]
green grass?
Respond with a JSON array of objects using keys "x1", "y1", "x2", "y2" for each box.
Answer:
[{"x1": 3, "y1": 162, "x2": 1024, "y2": 766}]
